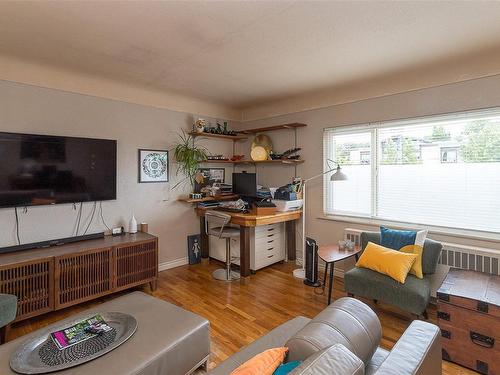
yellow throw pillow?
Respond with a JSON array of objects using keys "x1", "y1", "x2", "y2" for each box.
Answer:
[
  {"x1": 400, "y1": 244, "x2": 424, "y2": 279},
  {"x1": 356, "y1": 242, "x2": 418, "y2": 283},
  {"x1": 230, "y1": 347, "x2": 288, "y2": 375}
]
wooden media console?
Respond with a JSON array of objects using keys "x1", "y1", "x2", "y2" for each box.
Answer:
[{"x1": 0, "y1": 233, "x2": 158, "y2": 322}]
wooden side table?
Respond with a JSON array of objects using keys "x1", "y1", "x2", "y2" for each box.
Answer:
[{"x1": 319, "y1": 244, "x2": 362, "y2": 305}]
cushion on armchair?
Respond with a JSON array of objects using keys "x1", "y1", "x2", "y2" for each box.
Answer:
[
  {"x1": 344, "y1": 267, "x2": 431, "y2": 315},
  {"x1": 355, "y1": 242, "x2": 418, "y2": 283},
  {"x1": 360, "y1": 232, "x2": 442, "y2": 275}
]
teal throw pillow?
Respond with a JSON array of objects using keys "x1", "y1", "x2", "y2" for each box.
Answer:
[
  {"x1": 273, "y1": 361, "x2": 302, "y2": 374},
  {"x1": 380, "y1": 226, "x2": 416, "y2": 250}
]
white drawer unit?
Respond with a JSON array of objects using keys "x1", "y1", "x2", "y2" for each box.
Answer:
[
  {"x1": 208, "y1": 223, "x2": 285, "y2": 272},
  {"x1": 252, "y1": 223, "x2": 286, "y2": 271}
]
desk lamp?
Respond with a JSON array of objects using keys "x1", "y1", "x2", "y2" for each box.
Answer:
[{"x1": 293, "y1": 159, "x2": 347, "y2": 280}]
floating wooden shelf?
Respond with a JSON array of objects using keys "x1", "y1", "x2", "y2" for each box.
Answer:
[
  {"x1": 188, "y1": 131, "x2": 247, "y2": 141},
  {"x1": 178, "y1": 194, "x2": 238, "y2": 203},
  {"x1": 237, "y1": 123, "x2": 307, "y2": 134},
  {"x1": 202, "y1": 159, "x2": 305, "y2": 165}
]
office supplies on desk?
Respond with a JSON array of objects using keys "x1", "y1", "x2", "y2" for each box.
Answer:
[
  {"x1": 272, "y1": 199, "x2": 303, "y2": 212},
  {"x1": 274, "y1": 184, "x2": 298, "y2": 200},
  {"x1": 198, "y1": 201, "x2": 221, "y2": 208},
  {"x1": 251, "y1": 201, "x2": 277, "y2": 215},
  {"x1": 217, "y1": 199, "x2": 247, "y2": 212}
]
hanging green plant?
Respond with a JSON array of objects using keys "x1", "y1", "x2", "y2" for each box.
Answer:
[{"x1": 172, "y1": 130, "x2": 207, "y2": 191}]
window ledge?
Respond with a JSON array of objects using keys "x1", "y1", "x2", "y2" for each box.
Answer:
[{"x1": 318, "y1": 214, "x2": 500, "y2": 244}]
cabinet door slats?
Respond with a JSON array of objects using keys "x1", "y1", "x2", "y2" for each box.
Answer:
[
  {"x1": 0, "y1": 259, "x2": 54, "y2": 322},
  {"x1": 0, "y1": 237, "x2": 158, "y2": 321}
]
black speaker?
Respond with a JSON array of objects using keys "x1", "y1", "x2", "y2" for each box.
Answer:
[{"x1": 304, "y1": 237, "x2": 320, "y2": 287}]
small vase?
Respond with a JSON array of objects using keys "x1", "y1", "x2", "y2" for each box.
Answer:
[{"x1": 129, "y1": 215, "x2": 138, "y2": 234}]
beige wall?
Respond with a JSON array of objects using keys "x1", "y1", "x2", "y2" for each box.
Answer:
[
  {"x1": 3, "y1": 71, "x2": 500, "y2": 269},
  {"x1": 0, "y1": 79, "x2": 237, "y2": 265},
  {"x1": 0, "y1": 54, "x2": 241, "y2": 121},
  {"x1": 236, "y1": 74, "x2": 500, "y2": 271}
]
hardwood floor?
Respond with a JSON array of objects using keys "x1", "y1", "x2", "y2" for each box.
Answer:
[{"x1": 9, "y1": 260, "x2": 472, "y2": 374}]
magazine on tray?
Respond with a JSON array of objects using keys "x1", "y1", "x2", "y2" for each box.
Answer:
[{"x1": 50, "y1": 314, "x2": 113, "y2": 350}]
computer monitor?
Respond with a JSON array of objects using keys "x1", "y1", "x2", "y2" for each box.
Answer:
[{"x1": 232, "y1": 172, "x2": 257, "y2": 197}]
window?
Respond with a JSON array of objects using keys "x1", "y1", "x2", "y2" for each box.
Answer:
[{"x1": 323, "y1": 108, "x2": 500, "y2": 233}]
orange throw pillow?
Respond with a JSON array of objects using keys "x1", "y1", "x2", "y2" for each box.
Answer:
[{"x1": 230, "y1": 347, "x2": 288, "y2": 375}]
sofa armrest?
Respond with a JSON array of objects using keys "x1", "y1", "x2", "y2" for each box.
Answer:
[
  {"x1": 290, "y1": 344, "x2": 364, "y2": 375},
  {"x1": 375, "y1": 320, "x2": 441, "y2": 375}
]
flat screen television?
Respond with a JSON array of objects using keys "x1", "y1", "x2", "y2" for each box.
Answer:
[{"x1": 0, "y1": 132, "x2": 117, "y2": 208}]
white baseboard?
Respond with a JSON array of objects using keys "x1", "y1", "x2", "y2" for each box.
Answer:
[
  {"x1": 295, "y1": 257, "x2": 345, "y2": 278},
  {"x1": 158, "y1": 257, "x2": 189, "y2": 272}
]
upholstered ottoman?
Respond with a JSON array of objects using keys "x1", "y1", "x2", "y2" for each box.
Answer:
[{"x1": 0, "y1": 292, "x2": 210, "y2": 375}]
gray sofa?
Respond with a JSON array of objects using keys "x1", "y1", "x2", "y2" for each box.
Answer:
[
  {"x1": 344, "y1": 231, "x2": 442, "y2": 317},
  {"x1": 209, "y1": 297, "x2": 441, "y2": 375}
]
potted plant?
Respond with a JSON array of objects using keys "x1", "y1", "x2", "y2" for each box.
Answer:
[{"x1": 172, "y1": 130, "x2": 207, "y2": 195}]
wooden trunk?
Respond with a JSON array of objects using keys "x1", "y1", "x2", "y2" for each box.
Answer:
[{"x1": 437, "y1": 268, "x2": 500, "y2": 375}]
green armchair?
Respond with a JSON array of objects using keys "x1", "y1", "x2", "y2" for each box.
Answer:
[
  {"x1": 0, "y1": 294, "x2": 17, "y2": 344},
  {"x1": 344, "y1": 231, "x2": 442, "y2": 318}
]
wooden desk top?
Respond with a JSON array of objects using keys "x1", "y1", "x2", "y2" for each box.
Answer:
[
  {"x1": 196, "y1": 207, "x2": 302, "y2": 227},
  {"x1": 318, "y1": 244, "x2": 361, "y2": 263},
  {"x1": 437, "y1": 268, "x2": 500, "y2": 307}
]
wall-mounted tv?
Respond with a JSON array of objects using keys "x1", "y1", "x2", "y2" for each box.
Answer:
[{"x1": 0, "y1": 132, "x2": 117, "y2": 208}]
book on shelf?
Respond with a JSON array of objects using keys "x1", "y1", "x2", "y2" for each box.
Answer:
[{"x1": 50, "y1": 314, "x2": 112, "y2": 350}]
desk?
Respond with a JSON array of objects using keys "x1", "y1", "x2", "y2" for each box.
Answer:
[{"x1": 195, "y1": 208, "x2": 302, "y2": 277}]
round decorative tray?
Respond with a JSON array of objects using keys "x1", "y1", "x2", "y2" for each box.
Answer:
[{"x1": 10, "y1": 312, "x2": 137, "y2": 374}]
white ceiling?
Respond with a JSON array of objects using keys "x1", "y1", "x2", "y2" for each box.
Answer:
[{"x1": 2, "y1": 1, "x2": 500, "y2": 111}]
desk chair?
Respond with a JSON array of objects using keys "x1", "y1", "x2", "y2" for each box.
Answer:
[{"x1": 205, "y1": 211, "x2": 240, "y2": 281}]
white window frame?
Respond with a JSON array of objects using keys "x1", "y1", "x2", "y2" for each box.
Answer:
[{"x1": 322, "y1": 107, "x2": 500, "y2": 242}]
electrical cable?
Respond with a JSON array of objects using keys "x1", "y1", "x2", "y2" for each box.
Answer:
[
  {"x1": 99, "y1": 201, "x2": 111, "y2": 231},
  {"x1": 83, "y1": 201, "x2": 97, "y2": 235},
  {"x1": 14, "y1": 206, "x2": 21, "y2": 245},
  {"x1": 313, "y1": 277, "x2": 326, "y2": 295},
  {"x1": 75, "y1": 202, "x2": 83, "y2": 236}
]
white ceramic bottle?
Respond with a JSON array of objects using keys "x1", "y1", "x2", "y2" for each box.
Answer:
[{"x1": 129, "y1": 215, "x2": 138, "y2": 234}]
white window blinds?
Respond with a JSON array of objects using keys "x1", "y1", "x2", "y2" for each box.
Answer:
[{"x1": 323, "y1": 108, "x2": 500, "y2": 233}]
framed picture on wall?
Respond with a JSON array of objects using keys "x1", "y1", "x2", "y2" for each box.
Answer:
[
  {"x1": 138, "y1": 149, "x2": 169, "y2": 183},
  {"x1": 194, "y1": 168, "x2": 225, "y2": 192}
]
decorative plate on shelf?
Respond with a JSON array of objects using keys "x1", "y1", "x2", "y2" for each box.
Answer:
[{"x1": 251, "y1": 134, "x2": 273, "y2": 154}]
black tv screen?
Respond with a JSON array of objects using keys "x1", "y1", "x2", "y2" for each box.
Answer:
[{"x1": 0, "y1": 132, "x2": 116, "y2": 208}]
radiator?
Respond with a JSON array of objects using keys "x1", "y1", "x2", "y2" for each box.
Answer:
[{"x1": 438, "y1": 243, "x2": 500, "y2": 275}]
